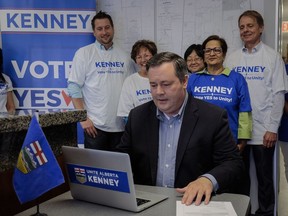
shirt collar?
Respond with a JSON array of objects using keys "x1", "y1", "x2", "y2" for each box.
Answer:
[
  {"x1": 196, "y1": 67, "x2": 231, "y2": 76},
  {"x1": 95, "y1": 40, "x2": 114, "y2": 51},
  {"x1": 242, "y1": 41, "x2": 262, "y2": 54},
  {"x1": 156, "y1": 92, "x2": 188, "y2": 121}
]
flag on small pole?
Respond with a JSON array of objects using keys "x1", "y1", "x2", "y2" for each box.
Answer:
[{"x1": 13, "y1": 115, "x2": 65, "y2": 204}]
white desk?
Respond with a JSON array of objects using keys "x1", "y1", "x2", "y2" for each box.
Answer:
[{"x1": 16, "y1": 185, "x2": 250, "y2": 216}]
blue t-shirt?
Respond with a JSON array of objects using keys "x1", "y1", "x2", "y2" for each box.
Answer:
[{"x1": 187, "y1": 68, "x2": 252, "y2": 141}]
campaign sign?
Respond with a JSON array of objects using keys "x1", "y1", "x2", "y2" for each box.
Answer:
[
  {"x1": 0, "y1": 0, "x2": 96, "y2": 109},
  {"x1": 66, "y1": 164, "x2": 131, "y2": 193}
]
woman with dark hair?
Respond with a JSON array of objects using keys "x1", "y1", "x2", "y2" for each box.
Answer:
[
  {"x1": 184, "y1": 44, "x2": 205, "y2": 74},
  {"x1": 187, "y1": 35, "x2": 252, "y2": 156},
  {"x1": 0, "y1": 48, "x2": 15, "y2": 114}
]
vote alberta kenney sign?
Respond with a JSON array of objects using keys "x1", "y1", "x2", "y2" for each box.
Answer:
[{"x1": 66, "y1": 164, "x2": 130, "y2": 193}]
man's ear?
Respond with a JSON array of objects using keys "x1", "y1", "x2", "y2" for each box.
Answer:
[{"x1": 183, "y1": 74, "x2": 189, "y2": 88}]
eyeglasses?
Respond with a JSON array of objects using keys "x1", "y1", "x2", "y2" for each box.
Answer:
[
  {"x1": 203, "y1": 47, "x2": 222, "y2": 55},
  {"x1": 187, "y1": 57, "x2": 203, "y2": 63}
]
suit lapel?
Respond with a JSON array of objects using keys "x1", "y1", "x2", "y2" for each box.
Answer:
[
  {"x1": 146, "y1": 103, "x2": 159, "y2": 184},
  {"x1": 175, "y1": 95, "x2": 199, "y2": 176}
]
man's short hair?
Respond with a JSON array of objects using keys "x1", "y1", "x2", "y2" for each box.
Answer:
[
  {"x1": 238, "y1": 10, "x2": 264, "y2": 28},
  {"x1": 91, "y1": 11, "x2": 114, "y2": 30},
  {"x1": 146, "y1": 52, "x2": 188, "y2": 83}
]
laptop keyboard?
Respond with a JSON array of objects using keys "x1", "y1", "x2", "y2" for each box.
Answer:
[{"x1": 136, "y1": 198, "x2": 151, "y2": 206}]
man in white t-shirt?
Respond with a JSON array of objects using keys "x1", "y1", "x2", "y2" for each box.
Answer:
[
  {"x1": 67, "y1": 11, "x2": 135, "y2": 150},
  {"x1": 225, "y1": 10, "x2": 288, "y2": 216}
]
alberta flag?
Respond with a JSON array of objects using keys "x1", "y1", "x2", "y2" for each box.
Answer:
[{"x1": 13, "y1": 115, "x2": 65, "y2": 204}]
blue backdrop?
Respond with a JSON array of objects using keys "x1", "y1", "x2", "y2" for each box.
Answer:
[{"x1": 0, "y1": 0, "x2": 96, "y2": 143}]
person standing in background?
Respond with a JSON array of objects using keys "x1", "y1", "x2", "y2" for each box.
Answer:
[
  {"x1": 0, "y1": 48, "x2": 15, "y2": 114},
  {"x1": 117, "y1": 40, "x2": 157, "y2": 123},
  {"x1": 279, "y1": 92, "x2": 288, "y2": 183},
  {"x1": 67, "y1": 11, "x2": 135, "y2": 150},
  {"x1": 183, "y1": 44, "x2": 205, "y2": 74},
  {"x1": 225, "y1": 10, "x2": 288, "y2": 216},
  {"x1": 278, "y1": 63, "x2": 288, "y2": 185},
  {"x1": 187, "y1": 35, "x2": 252, "y2": 153},
  {"x1": 187, "y1": 35, "x2": 252, "y2": 196}
]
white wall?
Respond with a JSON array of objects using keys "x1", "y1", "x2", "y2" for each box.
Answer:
[{"x1": 96, "y1": 0, "x2": 278, "y2": 54}]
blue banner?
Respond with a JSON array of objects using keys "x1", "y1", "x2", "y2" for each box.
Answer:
[
  {"x1": 0, "y1": 0, "x2": 96, "y2": 109},
  {"x1": 0, "y1": 0, "x2": 96, "y2": 143}
]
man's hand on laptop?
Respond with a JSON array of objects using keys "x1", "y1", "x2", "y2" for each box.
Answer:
[{"x1": 176, "y1": 177, "x2": 213, "y2": 206}]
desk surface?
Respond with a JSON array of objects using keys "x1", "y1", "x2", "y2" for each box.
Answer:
[{"x1": 16, "y1": 185, "x2": 250, "y2": 216}]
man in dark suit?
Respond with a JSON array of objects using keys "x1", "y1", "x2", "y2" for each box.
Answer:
[{"x1": 116, "y1": 52, "x2": 244, "y2": 206}]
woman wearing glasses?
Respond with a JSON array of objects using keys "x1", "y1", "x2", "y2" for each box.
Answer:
[
  {"x1": 184, "y1": 44, "x2": 206, "y2": 74},
  {"x1": 187, "y1": 35, "x2": 252, "y2": 195},
  {"x1": 187, "y1": 35, "x2": 252, "y2": 157}
]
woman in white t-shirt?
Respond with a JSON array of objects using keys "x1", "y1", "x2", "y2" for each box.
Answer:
[
  {"x1": 117, "y1": 40, "x2": 157, "y2": 123},
  {"x1": 0, "y1": 48, "x2": 15, "y2": 114}
]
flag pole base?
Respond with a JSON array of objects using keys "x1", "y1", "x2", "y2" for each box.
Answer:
[
  {"x1": 30, "y1": 204, "x2": 48, "y2": 216},
  {"x1": 30, "y1": 213, "x2": 48, "y2": 216}
]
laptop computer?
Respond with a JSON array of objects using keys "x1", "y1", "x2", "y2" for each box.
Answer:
[{"x1": 62, "y1": 146, "x2": 168, "y2": 212}]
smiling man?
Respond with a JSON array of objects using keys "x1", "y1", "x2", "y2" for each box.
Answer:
[
  {"x1": 68, "y1": 11, "x2": 135, "y2": 151},
  {"x1": 116, "y1": 52, "x2": 244, "y2": 206},
  {"x1": 225, "y1": 10, "x2": 288, "y2": 216}
]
